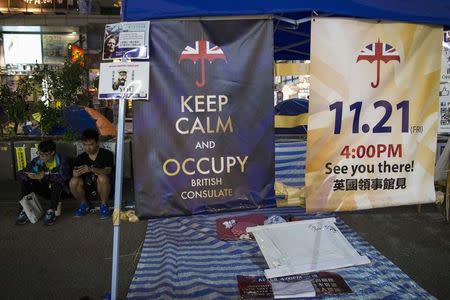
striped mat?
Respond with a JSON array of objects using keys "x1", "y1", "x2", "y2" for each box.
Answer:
[
  {"x1": 275, "y1": 141, "x2": 306, "y2": 187},
  {"x1": 127, "y1": 141, "x2": 433, "y2": 299},
  {"x1": 127, "y1": 207, "x2": 433, "y2": 299}
]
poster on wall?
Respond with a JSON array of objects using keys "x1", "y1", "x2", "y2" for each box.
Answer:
[
  {"x1": 133, "y1": 19, "x2": 274, "y2": 218},
  {"x1": 102, "y1": 21, "x2": 150, "y2": 60},
  {"x1": 3, "y1": 34, "x2": 42, "y2": 64},
  {"x1": 306, "y1": 18, "x2": 441, "y2": 212},
  {"x1": 43, "y1": 34, "x2": 78, "y2": 64}
]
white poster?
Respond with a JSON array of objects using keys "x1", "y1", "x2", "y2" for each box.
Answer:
[
  {"x1": 98, "y1": 62, "x2": 149, "y2": 100},
  {"x1": 441, "y1": 31, "x2": 450, "y2": 82},
  {"x1": 307, "y1": 18, "x2": 440, "y2": 211}
]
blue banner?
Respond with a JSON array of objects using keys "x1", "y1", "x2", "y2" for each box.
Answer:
[{"x1": 133, "y1": 19, "x2": 274, "y2": 217}]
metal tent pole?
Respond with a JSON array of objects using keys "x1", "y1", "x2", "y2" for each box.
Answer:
[{"x1": 110, "y1": 95, "x2": 126, "y2": 300}]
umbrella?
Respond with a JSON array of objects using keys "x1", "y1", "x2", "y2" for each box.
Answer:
[
  {"x1": 179, "y1": 38, "x2": 227, "y2": 87},
  {"x1": 84, "y1": 107, "x2": 117, "y2": 136},
  {"x1": 356, "y1": 39, "x2": 400, "y2": 88}
]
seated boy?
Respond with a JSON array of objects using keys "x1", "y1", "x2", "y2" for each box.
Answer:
[
  {"x1": 16, "y1": 139, "x2": 71, "y2": 225},
  {"x1": 70, "y1": 129, "x2": 114, "y2": 219}
]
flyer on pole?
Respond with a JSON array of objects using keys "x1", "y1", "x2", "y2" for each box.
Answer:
[
  {"x1": 98, "y1": 62, "x2": 149, "y2": 100},
  {"x1": 103, "y1": 21, "x2": 150, "y2": 60}
]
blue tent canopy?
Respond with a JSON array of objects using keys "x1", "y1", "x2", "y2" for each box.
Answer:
[{"x1": 123, "y1": 0, "x2": 450, "y2": 60}]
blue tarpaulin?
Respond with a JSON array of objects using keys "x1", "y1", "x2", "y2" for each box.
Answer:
[
  {"x1": 123, "y1": 0, "x2": 450, "y2": 60},
  {"x1": 123, "y1": 0, "x2": 450, "y2": 25},
  {"x1": 23, "y1": 106, "x2": 108, "y2": 136}
]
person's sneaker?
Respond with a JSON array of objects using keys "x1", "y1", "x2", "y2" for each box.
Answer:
[
  {"x1": 74, "y1": 202, "x2": 90, "y2": 217},
  {"x1": 43, "y1": 210, "x2": 56, "y2": 226},
  {"x1": 99, "y1": 204, "x2": 110, "y2": 219},
  {"x1": 15, "y1": 210, "x2": 29, "y2": 225}
]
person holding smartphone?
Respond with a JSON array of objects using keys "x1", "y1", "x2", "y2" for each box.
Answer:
[
  {"x1": 70, "y1": 129, "x2": 114, "y2": 219},
  {"x1": 16, "y1": 140, "x2": 71, "y2": 226}
]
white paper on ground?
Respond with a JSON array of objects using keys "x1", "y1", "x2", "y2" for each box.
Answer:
[
  {"x1": 247, "y1": 218, "x2": 370, "y2": 279},
  {"x1": 271, "y1": 280, "x2": 316, "y2": 298},
  {"x1": 19, "y1": 192, "x2": 43, "y2": 224}
]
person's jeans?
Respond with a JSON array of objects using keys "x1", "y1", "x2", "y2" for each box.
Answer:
[{"x1": 20, "y1": 179, "x2": 64, "y2": 211}]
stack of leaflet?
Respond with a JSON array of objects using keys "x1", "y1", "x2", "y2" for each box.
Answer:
[
  {"x1": 237, "y1": 272, "x2": 353, "y2": 299},
  {"x1": 247, "y1": 218, "x2": 371, "y2": 279},
  {"x1": 271, "y1": 279, "x2": 316, "y2": 298}
]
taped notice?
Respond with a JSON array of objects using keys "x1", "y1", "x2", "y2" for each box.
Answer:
[{"x1": 15, "y1": 146, "x2": 27, "y2": 171}]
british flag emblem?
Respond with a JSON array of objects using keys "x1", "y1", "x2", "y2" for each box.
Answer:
[
  {"x1": 179, "y1": 38, "x2": 227, "y2": 88},
  {"x1": 356, "y1": 39, "x2": 400, "y2": 88}
]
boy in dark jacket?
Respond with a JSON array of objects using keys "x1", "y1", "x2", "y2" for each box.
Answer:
[
  {"x1": 16, "y1": 140, "x2": 71, "y2": 226},
  {"x1": 70, "y1": 129, "x2": 114, "y2": 219}
]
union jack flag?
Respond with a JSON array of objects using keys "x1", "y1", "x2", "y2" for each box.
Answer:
[
  {"x1": 357, "y1": 41, "x2": 400, "y2": 63},
  {"x1": 179, "y1": 39, "x2": 226, "y2": 62},
  {"x1": 356, "y1": 40, "x2": 401, "y2": 88},
  {"x1": 179, "y1": 38, "x2": 227, "y2": 87}
]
